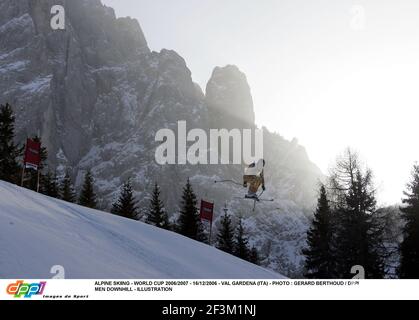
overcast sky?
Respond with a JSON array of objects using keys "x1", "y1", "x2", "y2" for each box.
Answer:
[{"x1": 102, "y1": 0, "x2": 419, "y2": 204}]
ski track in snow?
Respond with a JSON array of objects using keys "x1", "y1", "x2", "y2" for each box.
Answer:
[{"x1": 0, "y1": 181, "x2": 283, "y2": 279}]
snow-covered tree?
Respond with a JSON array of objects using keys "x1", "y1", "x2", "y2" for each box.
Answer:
[
  {"x1": 234, "y1": 218, "x2": 250, "y2": 261},
  {"x1": 111, "y1": 180, "x2": 138, "y2": 220},
  {"x1": 60, "y1": 171, "x2": 76, "y2": 203},
  {"x1": 0, "y1": 103, "x2": 21, "y2": 184},
  {"x1": 146, "y1": 183, "x2": 170, "y2": 229},
  {"x1": 216, "y1": 211, "x2": 234, "y2": 254},
  {"x1": 177, "y1": 178, "x2": 206, "y2": 241},
  {"x1": 399, "y1": 164, "x2": 419, "y2": 278},
  {"x1": 303, "y1": 185, "x2": 335, "y2": 278},
  {"x1": 79, "y1": 171, "x2": 97, "y2": 209}
]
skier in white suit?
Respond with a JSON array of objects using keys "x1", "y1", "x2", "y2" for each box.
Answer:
[{"x1": 243, "y1": 159, "x2": 265, "y2": 199}]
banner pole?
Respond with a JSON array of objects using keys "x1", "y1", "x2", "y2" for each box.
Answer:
[
  {"x1": 36, "y1": 169, "x2": 40, "y2": 193},
  {"x1": 21, "y1": 137, "x2": 27, "y2": 187},
  {"x1": 209, "y1": 220, "x2": 212, "y2": 245},
  {"x1": 20, "y1": 165, "x2": 25, "y2": 187}
]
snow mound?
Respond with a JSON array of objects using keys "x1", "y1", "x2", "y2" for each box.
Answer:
[{"x1": 0, "y1": 181, "x2": 283, "y2": 279}]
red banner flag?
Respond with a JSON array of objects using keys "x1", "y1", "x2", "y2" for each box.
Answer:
[
  {"x1": 200, "y1": 200, "x2": 214, "y2": 222},
  {"x1": 24, "y1": 139, "x2": 41, "y2": 170}
]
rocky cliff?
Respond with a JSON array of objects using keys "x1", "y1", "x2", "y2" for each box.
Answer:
[{"x1": 0, "y1": 0, "x2": 323, "y2": 276}]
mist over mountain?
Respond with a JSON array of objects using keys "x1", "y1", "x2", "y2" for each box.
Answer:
[{"x1": 0, "y1": 0, "x2": 323, "y2": 276}]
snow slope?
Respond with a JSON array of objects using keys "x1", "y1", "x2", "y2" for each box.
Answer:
[{"x1": 0, "y1": 181, "x2": 283, "y2": 279}]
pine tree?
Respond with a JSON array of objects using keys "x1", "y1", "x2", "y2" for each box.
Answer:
[
  {"x1": 60, "y1": 170, "x2": 76, "y2": 203},
  {"x1": 0, "y1": 103, "x2": 22, "y2": 184},
  {"x1": 216, "y1": 211, "x2": 234, "y2": 254},
  {"x1": 234, "y1": 218, "x2": 250, "y2": 260},
  {"x1": 329, "y1": 149, "x2": 386, "y2": 279},
  {"x1": 303, "y1": 185, "x2": 335, "y2": 278},
  {"x1": 249, "y1": 246, "x2": 260, "y2": 265},
  {"x1": 399, "y1": 164, "x2": 419, "y2": 278},
  {"x1": 177, "y1": 178, "x2": 205, "y2": 241},
  {"x1": 79, "y1": 171, "x2": 97, "y2": 209},
  {"x1": 111, "y1": 180, "x2": 138, "y2": 220},
  {"x1": 41, "y1": 171, "x2": 59, "y2": 198},
  {"x1": 146, "y1": 183, "x2": 170, "y2": 229}
]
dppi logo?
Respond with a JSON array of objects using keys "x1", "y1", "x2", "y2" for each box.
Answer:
[{"x1": 6, "y1": 280, "x2": 46, "y2": 298}]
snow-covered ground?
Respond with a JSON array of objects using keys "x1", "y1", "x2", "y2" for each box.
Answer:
[{"x1": 0, "y1": 181, "x2": 283, "y2": 279}]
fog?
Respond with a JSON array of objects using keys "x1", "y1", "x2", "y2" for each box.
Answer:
[{"x1": 103, "y1": 0, "x2": 419, "y2": 204}]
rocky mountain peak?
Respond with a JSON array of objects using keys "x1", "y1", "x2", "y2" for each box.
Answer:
[
  {"x1": 0, "y1": 0, "x2": 323, "y2": 277},
  {"x1": 205, "y1": 65, "x2": 255, "y2": 129}
]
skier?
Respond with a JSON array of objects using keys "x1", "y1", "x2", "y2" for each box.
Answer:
[{"x1": 243, "y1": 159, "x2": 265, "y2": 200}]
